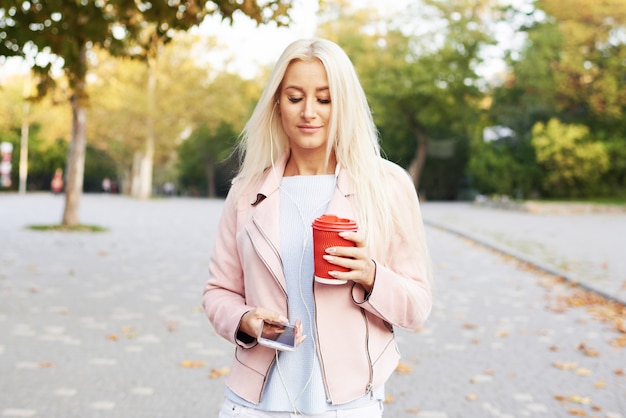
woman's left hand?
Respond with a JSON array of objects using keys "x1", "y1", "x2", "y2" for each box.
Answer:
[{"x1": 323, "y1": 230, "x2": 375, "y2": 292}]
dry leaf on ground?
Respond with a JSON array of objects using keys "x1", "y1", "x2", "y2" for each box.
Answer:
[
  {"x1": 553, "y1": 361, "x2": 578, "y2": 370},
  {"x1": 208, "y1": 366, "x2": 230, "y2": 378},
  {"x1": 181, "y1": 360, "x2": 205, "y2": 368},
  {"x1": 395, "y1": 362, "x2": 412, "y2": 374},
  {"x1": 577, "y1": 343, "x2": 599, "y2": 357}
]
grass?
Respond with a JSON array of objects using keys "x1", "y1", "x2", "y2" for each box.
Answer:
[
  {"x1": 526, "y1": 198, "x2": 626, "y2": 206},
  {"x1": 27, "y1": 224, "x2": 108, "y2": 233}
]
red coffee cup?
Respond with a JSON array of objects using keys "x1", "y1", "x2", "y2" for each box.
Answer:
[{"x1": 312, "y1": 214, "x2": 358, "y2": 285}]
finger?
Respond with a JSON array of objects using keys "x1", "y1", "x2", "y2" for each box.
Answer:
[
  {"x1": 338, "y1": 230, "x2": 366, "y2": 246},
  {"x1": 328, "y1": 246, "x2": 368, "y2": 260},
  {"x1": 323, "y1": 254, "x2": 357, "y2": 270},
  {"x1": 293, "y1": 319, "x2": 307, "y2": 347}
]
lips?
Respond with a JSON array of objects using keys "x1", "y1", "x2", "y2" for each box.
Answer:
[{"x1": 298, "y1": 125, "x2": 322, "y2": 134}]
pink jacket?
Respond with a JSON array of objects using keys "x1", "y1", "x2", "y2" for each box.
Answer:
[{"x1": 202, "y1": 153, "x2": 432, "y2": 405}]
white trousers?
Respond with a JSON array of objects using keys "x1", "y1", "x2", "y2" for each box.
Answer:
[{"x1": 218, "y1": 398, "x2": 384, "y2": 418}]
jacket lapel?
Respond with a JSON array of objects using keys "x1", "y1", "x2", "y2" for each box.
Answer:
[
  {"x1": 247, "y1": 154, "x2": 288, "y2": 290},
  {"x1": 246, "y1": 156, "x2": 359, "y2": 292}
]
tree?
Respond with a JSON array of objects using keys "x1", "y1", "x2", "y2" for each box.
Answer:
[
  {"x1": 531, "y1": 118, "x2": 609, "y2": 197},
  {"x1": 177, "y1": 121, "x2": 238, "y2": 197},
  {"x1": 318, "y1": 0, "x2": 494, "y2": 193},
  {"x1": 0, "y1": 0, "x2": 294, "y2": 226},
  {"x1": 86, "y1": 33, "x2": 259, "y2": 196},
  {"x1": 489, "y1": 0, "x2": 626, "y2": 198}
]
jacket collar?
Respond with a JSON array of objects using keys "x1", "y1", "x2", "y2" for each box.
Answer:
[
  {"x1": 250, "y1": 153, "x2": 289, "y2": 206},
  {"x1": 250, "y1": 152, "x2": 355, "y2": 206}
]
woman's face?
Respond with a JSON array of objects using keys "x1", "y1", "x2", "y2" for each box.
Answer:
[{"x1": 278, "y1": 59, "x2": 331, "y2": 156}]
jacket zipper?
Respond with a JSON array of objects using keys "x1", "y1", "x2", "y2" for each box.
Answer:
[
  {"x1": 247, "y1": 218, "x2": 287, "y2": 403},
  {"x1": 258, "y1": 353, "x2": 278, "y2": 402},
  {"x1": 247, "y1": 219, "x2": 287, "y2": 297},
  {"x1": 361, "y1": 307, "x2": 374, "y2": 398},
  {"x1": 314, "y1": 294, "x2": 375, "y2": 404}
]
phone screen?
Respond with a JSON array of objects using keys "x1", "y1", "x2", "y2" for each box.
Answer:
[{"x1": 257, "y1": 322, "x2": 296, "y2": 351}]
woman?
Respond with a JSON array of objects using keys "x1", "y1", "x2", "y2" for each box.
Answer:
[{"x1": 203, "y1": 38, "x2": 433, "y2": 417}]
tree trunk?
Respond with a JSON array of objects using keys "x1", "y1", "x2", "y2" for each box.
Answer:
[
  {"x1": 137, "y1": 54, "x2": 158, "y2": 200},
  {"x1": 407, "y1": 124, "x2": 428, "y2": 192},
  {"x1": 19, "y1": 73, "x2": 30, "y2": 194},
  {"x1": 205, "y1": 158, "x2": 215, "y2": 198},
  {"x1": 62, "y1": 44, "x2": 88, "y2": 226},
  {"x1": 130, "y1": 151, "x2": 142, "y2": 197}
]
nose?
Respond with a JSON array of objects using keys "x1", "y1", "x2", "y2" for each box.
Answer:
[{"x1": 302, "y1": 98, "x2": 316, "y2": 120}]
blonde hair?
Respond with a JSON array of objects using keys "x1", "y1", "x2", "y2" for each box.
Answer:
[{"x1": 236, "y1": 38, "x2": 421, "y2": 268}]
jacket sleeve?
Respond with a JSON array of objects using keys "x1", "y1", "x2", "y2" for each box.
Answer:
[
  {"x1": 202, "y1": 184, "x2": 254, "y2": 347},
  {"x1": 351, "y1": 162, "x2": 433, "y2": 331}
]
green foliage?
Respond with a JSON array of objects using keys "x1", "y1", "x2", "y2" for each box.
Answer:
[
  {"x1": 27, "y1": 224, "x2": 108, "y2": 232},
  {"x1": 488, "y1": 0, "x2": 626, "y2": 200},
  {"x1": 604, "y1": 136, "x2": 626, "y2": 196},
  {"x1": 0, "y1": 1, "x2": 293, "y2": 99},
  {"x1": 27, "y1": 136, "x2": 67, "y2": 190},
  {"x1": 531, "y1": 119, "x2": 609, "y2": 197},
  {"x1": 0, "y1": 123, "x2": 67, "y2": 191},
  {"x1": 318, "y1": 0, "x2": 494, "y2": 198},
  {"x1": 83, "y1": 145, "x2": 118, "y2": 192},
  {"x1": 468, "y1": 142, "x2": 531, "y2": 197},
  {"x1": 176, "y1": 122, "x2": 238, "y2": 197}
]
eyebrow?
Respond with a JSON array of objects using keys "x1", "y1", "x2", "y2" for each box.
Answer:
[{"x1": 284, "y1": 86, "x2": 330, "y2": 93}]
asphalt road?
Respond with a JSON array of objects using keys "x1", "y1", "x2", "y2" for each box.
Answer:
[{"x1": 0, "y1": 194, "x2": 624, "y2": 417}]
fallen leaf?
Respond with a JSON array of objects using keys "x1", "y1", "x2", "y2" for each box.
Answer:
[
  {"x1": 577, "y1": 343, "x2": 600, "y2": 357},
  {"x1": 405, "y1": 408, "x2": 420, "y2": 414},
  {"x1": 106, "y1": 334, "x2": 118, "y2": 341},
  {"x1": 553, "y1": 361, "x2": 578, "y2": 370},
  {"x1": 569, "y1": 395, "x2": 591, "y2": 405},
  {"x1": 466, "y1": 394, "x2": 478, "y2": 401},
  {"x1": 614, "y1": 368, "x2": 624, "y2": 376},
  {"x1": 39, "y1": 361, "x2": 55, "y2": 368},
  {"x1": 384, "y1": 394, "x2": 395, "y2": 404},
  {"x1": 594, "y1": 379, "x2": 606, "y2": 389},
  {"x1": 208, "y1": 366, "x2": 230, "y2": 378},
  {"x1": 121, "y1": 326, "x2": 137, "y2": 339},
  {"x1": 181, "y1": 360, "x2": 205, "y2": 369},
  {"x1": 567, "y1": 409, "x2": 586, "y2": 416},
  {"x1": 575, "y1": 368, "x2": 592, "y2": 377},
  {"x1": 549, "y1": 345, "x2": 559, "y2": 352},
  {"x1": 554, "y1": 394, "x2": 567, "y2": 404},
  {"x1": 395, "y1": 362, "x2": 412, "y2": 374},
  {"x1": 610, "y1": 335, "x2": 626, "y2": 348}
]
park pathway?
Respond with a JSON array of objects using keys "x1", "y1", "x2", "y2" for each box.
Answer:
[{"x1": 0, "y1": 194, "x2": 624, "y2": 417}]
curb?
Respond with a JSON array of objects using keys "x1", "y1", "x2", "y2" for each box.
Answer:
[{"x1": 424, "y1": 219, "x2": 626, "y2": 307}]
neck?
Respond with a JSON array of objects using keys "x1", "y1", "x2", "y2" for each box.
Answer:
[{"x1": 284, "y1": 151, "x2": 336, "y2": 176}]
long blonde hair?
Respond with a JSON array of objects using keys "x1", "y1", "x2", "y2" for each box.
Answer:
[{"x1": 236, "y1": 38, "x2": 422, "y2": 268}]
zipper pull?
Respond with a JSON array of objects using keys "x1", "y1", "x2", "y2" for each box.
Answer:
[{"x1": 366, "y1": 383, "x2": 373, "y2": 398}]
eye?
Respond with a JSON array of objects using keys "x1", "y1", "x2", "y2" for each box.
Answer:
[
  {"x1": 318, "y1": 98, "x2": 331, "y2": 104},
  {"x1": 288, "y1": 97, "x2": 303, "y2": 103}
]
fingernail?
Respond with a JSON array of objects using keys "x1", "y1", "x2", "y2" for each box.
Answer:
[
  {"x1": 323, "y1": 255, "x2": 333, "y2": 261},
  {"x1": 325, "y1": 247, "x2": 336, "y2": 254}
]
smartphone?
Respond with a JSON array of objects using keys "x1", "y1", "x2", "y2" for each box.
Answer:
[{"x1": 257, "y1": 321, "x2": 296, "y2": 351}]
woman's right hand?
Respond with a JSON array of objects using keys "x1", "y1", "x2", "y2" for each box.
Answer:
[{"x1": 239, "y1": 309, "x2": 306, "y2": 346}]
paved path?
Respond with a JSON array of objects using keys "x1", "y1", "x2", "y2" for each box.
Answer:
[
  {"x1": 0, "y1": 194, "x2": 624, "y2": 417},
  {"x1": 420, "y1": 202, "x2": 626, "y2": 304}
]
